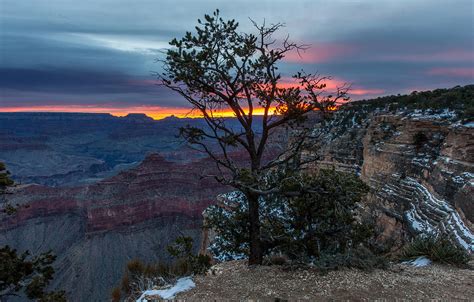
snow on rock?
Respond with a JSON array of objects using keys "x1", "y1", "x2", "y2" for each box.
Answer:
[
  {"x1": 402, "y1": 256, "x2": 432, "y2": 267},
  {"x1": 136, "y1": 277, "x2": 195, "y2": 301},
  {"x1": 404, "y1": 109, "x2": 457, "y2": 121},
  {"x1": 402, "y1": 178, "x2": 474, "y2": 252},
  {"x1": 462, "y1": 122, "x2": 474, "y2": 128}
]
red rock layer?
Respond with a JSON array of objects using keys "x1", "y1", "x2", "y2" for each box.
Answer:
[{"x1": 1, "y1": 154, "x2": 228, "y2": 233}]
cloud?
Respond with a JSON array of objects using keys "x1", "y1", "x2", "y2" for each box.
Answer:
[
  {"x1": 376, "y1": 50, "x2": 474, "y2": 63},
  {"x1": 0, "y1": 68, "x2": 155, "y2": 94},
  {"x1": 61, "y1": 33, "x2": 169, "y2": 54},
  {"x1": 283, "y1": 43, "x2": 356, "y2": 63},
  {"x1": 427, "y1": 67, "x2": 474, "y2": 78},
  {"x1": 0, "y1": 0, "x2": 473, "y2": 113}
]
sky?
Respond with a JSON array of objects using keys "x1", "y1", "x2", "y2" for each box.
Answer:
[{"x1": 0, "y1": 0, "x2": 473, "y2": 119}]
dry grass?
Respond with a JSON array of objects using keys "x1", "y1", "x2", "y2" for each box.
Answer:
[{"x1": 176, "y1": 260, "x2": 474, "y2": 301}]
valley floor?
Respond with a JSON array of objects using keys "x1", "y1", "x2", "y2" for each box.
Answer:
[{"x1": 176, "y1": 260, "x2": 473, "y2": 301}]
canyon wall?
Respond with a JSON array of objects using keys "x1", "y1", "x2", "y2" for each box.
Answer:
[
  {"x1": 0, "y1": 154, "x2": 227, "y2": 301},
  {"x1": 305, "y1": 109, "x2": 473, "y2": 251},
  {"x1": 0, "y1": 103, "x2": 472, "y2": 301}
]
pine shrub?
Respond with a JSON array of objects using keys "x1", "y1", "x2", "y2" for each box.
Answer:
[
  {"x1": 401, "y1": 235, "x2": 470, "y2": 266},
  {"x1": 205, "y1": 169, "x2": 388, "y2": 270}
]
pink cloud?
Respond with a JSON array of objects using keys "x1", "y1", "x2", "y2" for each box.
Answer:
[
  {"x1": 284, "y1": 43, "x2": 355, "y2": 63},
  {"x1": 427, "y1": 67, "x2": 474, "y2": 78},
  {"x1": 127, "y1": 79, "x2": 162, "y2": 86},
  {"x1": 277, "y1": 76, "x2": 384, "y2": 98},
  {"x1": 379, "y1": 49, "x2": 474, "y2": 63},
  {"x1": 350, "y1": 88, "x2": 385, "y2": 96}
]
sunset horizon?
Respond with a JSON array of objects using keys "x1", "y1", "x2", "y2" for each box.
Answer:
[
  {"x1": 0, "y1": 1, "x2": 473, "y2": 301},
  {"x1": 1, "y1": 1, "x2": 472, "y2": 112},
  {"x1": 0, "y1": 83, "x2": 469, "y2": 120}
]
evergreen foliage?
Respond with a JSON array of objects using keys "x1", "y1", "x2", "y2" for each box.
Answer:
[
  {"x1": 345, "y1": 85, "x2": 474, "y2": 121},
  {"x1": 167, "y1": 236, "x2": 212, "y2": 275},
  {"x1": 401, "y1": 235, "x2": 470, "y2": 266},
  {"x1": 0, "y1": 162, "x2": 14, "y2": 189},
  {"x1": 341, "y1": 85, "x2": 474, "y2": 123},
  {"x1": 162, "y1": 10, "x2": 350, "y2": 264},
  {"x1": 413, "y1": 131, "x2": 428, "y2": 152},
  {"x1": 0, "y1": 162, "x2": 65, "y2": 301},
  {"x1": 205, "y1": 169, "x2": 385, "y2": 269},
  {"x1": 0, "y1": 246, "x2": 66, "y2": 301},
  {"x1": 0, "y1": 162, "x2": 17, "y2": 215}
]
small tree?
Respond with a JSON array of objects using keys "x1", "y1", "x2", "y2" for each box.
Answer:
[
  {"x1": 0, "y1": 163, "x2": 14, "y2": 189},
  {"x1": 161, "y1": 10, "x2": 350, "y2": 264},
  {"x1": 205, "y1": 169, "x2": 376, "y2": 263},
  {"x1": 0, "y1": 163, "x2": 65, "y2": 301},
  {"x1": 1, "y1": 162, "x2": 18, "y2": 215}
]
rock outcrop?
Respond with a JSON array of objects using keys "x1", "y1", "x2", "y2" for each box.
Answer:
[
  {"x1": 1, "y1": 89, "x2": 472, "y2": 301},
  {"x1": 305, "y1": 109, "x2": 473, "y2": 251}
]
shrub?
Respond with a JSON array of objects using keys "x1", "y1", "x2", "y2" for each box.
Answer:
[
  {"x1": 344, "y1": 85, "x2": 474, "y2": 116},
  {"x1": 114, "y1": 236, "x2": 210, "y2": 301},
  {"x1": 413, "y1": 131, "x2": 428, "y2": 151},
  {"x1": 401, "y1": 235, "x2": 470, "y2": 266},
  {"x1": 0, "y1": 162, "x2": 14, "y2": 188},
  {"x1": 313, "y1": 246, "x2": 388, "y2": 272},
  {"x1": 167, "y1": 236, "x2": 212, "y2": 275},
  {"x1": 205, "y1": 169, "x2": 386, "y2": 270},
  {"x1": 0, "y1": 246, "x2": 66, "y2": 301},
  {"x1": 111, "y1": 287, "x2": 121, "y2": 302}
]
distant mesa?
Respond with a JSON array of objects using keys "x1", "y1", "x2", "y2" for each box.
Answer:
[
  {"x1": 121, "y1": 113, "x2": 154, "y2": 122},
  {"x1": 162, "y1": 114, "x2": 181, "y2": 121}
]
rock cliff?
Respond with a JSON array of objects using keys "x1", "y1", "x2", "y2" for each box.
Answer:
[
  {"x1": 0, "y1": 154, "x2": 227, "y2": 301},
  {"x1": 1, "y1": 88, "x2": 472, "y2": 301},
  {"x1": 304, "y1": 108, "x2": 473, "y2": 251}
]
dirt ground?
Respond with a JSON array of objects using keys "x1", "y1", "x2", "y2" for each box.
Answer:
[{"x1": 176, "y1": 260, "x2": 474, "y2": 301}]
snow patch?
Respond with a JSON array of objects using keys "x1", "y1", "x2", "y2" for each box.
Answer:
[
  {"x1": 405, "y1": 109, "x2": 457, "y2": 121},
  {"x1": 462, "y1": 122, "x2": 474, "y2": 128},
  {"x1": 403, "y1": 256, "x2": 432, "y2": 267},
  {"x1": 136, "y1": 277, "x2": 195, "y2": 301},
  {"x1": 403, "y1": 178, "x2": 474, "y2": 252}
]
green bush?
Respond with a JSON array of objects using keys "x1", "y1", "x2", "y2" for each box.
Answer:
[
  {"x1": 167, "y1": 236, "x2": 211, "y2": 275},
  {"x1": 205, "y1": 169, "x2": 387, "y2": 270},
  {"x1": 0, "y1": 246, "x2": 66, "y2": 301},
  {"x1": 1, "y1": 170, "x2": 65, "y2": 301},
  {"x1": 401, "y1": 235, "x2": 470, "y2": 266},
  {"x1": 344, "y1": 85, "x2": 474, "y2": 115}
]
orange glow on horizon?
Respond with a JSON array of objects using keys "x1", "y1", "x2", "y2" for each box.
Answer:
[
  {"x1": 0, "y1": 105, "x2": 278, "y2": 120},
  {"x1": 1, "y1": 81, "x2": 383, "y2": 119}
]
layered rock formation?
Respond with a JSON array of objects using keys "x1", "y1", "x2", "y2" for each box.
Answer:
[
  {"x1": 0, "y1": 112, "x2": 214, "y2": 186},
  {"x1": 0, "y1": 154, "x2": 227, "y2": 301},
  {"x1": 1, "y1": 89, "x2": 472, "y2": 301},
  {"x1": 305, "y1": 108, "x2": 473, "y2": 251}
]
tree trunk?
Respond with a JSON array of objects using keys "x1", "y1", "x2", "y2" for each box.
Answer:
[{"x1": 247, "y1": 192, "x2": 263, "y2": 265}]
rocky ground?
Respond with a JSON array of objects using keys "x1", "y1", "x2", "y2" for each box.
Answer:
[{"x1": 176, "y1": 260, "x2": 474, "y2": 301}]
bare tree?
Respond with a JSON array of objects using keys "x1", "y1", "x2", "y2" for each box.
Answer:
[{"x1": 160, "y1": 10, "x2": 350, "y2": 264}]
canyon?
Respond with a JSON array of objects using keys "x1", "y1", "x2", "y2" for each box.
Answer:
[
  {"x1": 0, "y1": 87, "x2": 473, "y2": 301},
  {"x1": 0, "y1": 112, "x2": 213, "y2": 187},
  {"x1": 0, "y1": 154, "x2": 227, "y2": 301}
]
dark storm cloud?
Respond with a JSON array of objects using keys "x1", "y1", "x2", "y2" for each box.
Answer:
[
  {"x1": 0, "y1": 68, "x2": 154, "y2": 94},
  {"x1": 0, "y1": 0, "x2": 473, "y2": 110}
]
